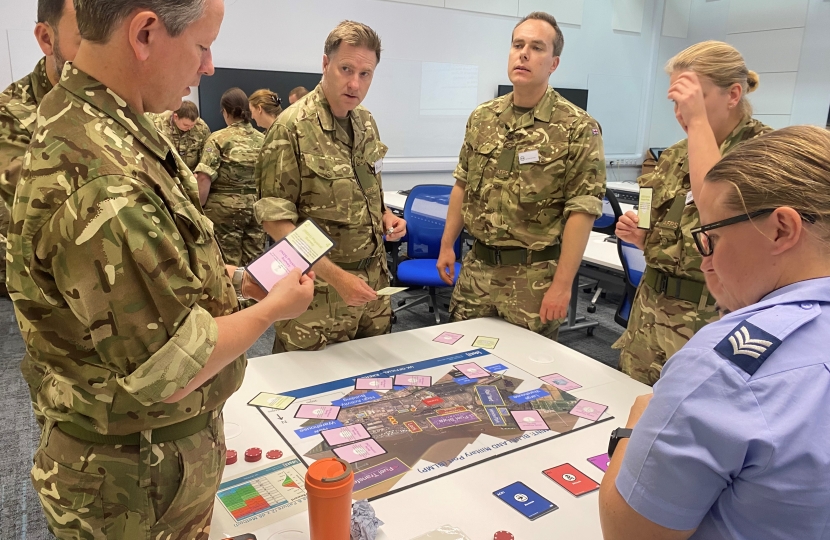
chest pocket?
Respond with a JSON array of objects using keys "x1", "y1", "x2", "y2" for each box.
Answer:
[
  {"x1": 302, "y1": 154, "x2": 355, "y2": 224},
  {"x1": 518, "y1": 144, "x2": 567, "y2": 203},
  {"x1": 172, "y1": 201, "x2": 217, "y2": 284},
  {"x1": 355, "y1": 142, "x2": 388, "y2": 197},
  {"x1": 467, "y1": 139, "x2": 497, "y2": 192}
]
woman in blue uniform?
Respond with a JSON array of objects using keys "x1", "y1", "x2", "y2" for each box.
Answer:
[{"x1": 599, "y1": 125, "x2": 830, "y2": 540}]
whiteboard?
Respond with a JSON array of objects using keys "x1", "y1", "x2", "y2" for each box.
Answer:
[
  {"x1": 364, "y1": 58, "x2": 474, "y2": 160},
  {"x1": 587, "y1": 73, "x2": 643, "y2": 155},
  {"x1": 420, "y1": 62, "x2": 479, "y2": 116},
  {"x1": 7, "y1": 29, "x2": 42, "y2": 81}
]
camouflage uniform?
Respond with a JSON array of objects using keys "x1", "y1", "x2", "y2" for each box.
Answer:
[
  {"x1": 8, "y1": 64, "x2": 244, "y2": 539},
  {"x1": 150, "y1": 110, "x2": 211, "y2": 172},
  {"x1": 613, "y1": 117, "x2": 772, "y2": 385},
  {"x1": 0, "y1": 58, "x2": 53, "y2": 294},
  {"x1": 255, "y1": 85, "x2": 391, "y2": 353},
  {"x1": 449, "y1": 88, "x2": 606, "y2": 339},
  {"x1": 195, "y1": 121, "x2": 266, "y2": 267}
]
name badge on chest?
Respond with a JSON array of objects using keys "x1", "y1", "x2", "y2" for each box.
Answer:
[{"x1": 518, "y1": 149, "x2": 540, "y2": 165}]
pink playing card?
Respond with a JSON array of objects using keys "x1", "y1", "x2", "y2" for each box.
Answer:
[
  {"x1": 247, "y1": 240, "x2": 310, "y2": 292},
  {"x1": 510, "y1": 410, "x2": 549, "y2": 431},
  {"x1": 295, "y1": 404, "x2": 341, "y2": 420},
  {"x1": 569, "y1": 400, "x2": 608, "y2": 421},
  {"x1": 433, "y1": 332, "x2": 464, "y2": 345},
  {"x1": 540, "y1": 373, "x2": 582, "y2": 392},
  {"x1": 320, "y1": 424, "x2": 371, "y2": 446},
  {"x1": 355, "y1": 377, "x2": 393, "y2": 390},
  {"x1": 454, "y1": 362, "x2": 490, "y2": 379},
  {"x1": 394, "y1": 374, "x2": 432, "y2": 387},
  {"x1": 333, "y1": 439, "x2": 387, "y2": 463}
]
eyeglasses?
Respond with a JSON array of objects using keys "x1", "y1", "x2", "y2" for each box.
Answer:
[{"x1": 692, "y1": 208, "x2": 817, "y2": 256}]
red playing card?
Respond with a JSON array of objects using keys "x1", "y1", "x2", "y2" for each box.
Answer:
[{"x1": 543, "y1": 463, "x2": 600, "y2": 496}]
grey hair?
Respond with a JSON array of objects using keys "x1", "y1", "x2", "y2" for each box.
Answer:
[{"x1": 74, "y1": 0, "x2": 207, "y2": 43}]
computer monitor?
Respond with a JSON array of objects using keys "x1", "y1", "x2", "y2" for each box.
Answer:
[{"x1": 497, "y1": 85, "x2": 589, "y2": 111}]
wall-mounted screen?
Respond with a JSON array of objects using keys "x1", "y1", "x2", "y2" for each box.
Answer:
[
  {"x1": 199, "y1": 68, "x2": 322, "y2": 131},
  {"x1": 497, "y1": 85, "x2": 589, "y2": 112}
]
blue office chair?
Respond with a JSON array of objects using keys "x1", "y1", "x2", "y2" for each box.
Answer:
[
  {"x1": 584, "y1": 189, "x2": 623, "y2": 313},
  {"x1": 393, "y1": 184, "x2": 462, "y2": 324},
  {"x1": 593, "y1": 189, "x2": 623, "y2": 235},
  {"x1": 615, "y1": 240, "x2": 646, "y2": 328}
]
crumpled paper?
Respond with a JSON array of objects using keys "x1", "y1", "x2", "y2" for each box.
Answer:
[{"x1": 351, "y1": 499, "x2": 384, "y2": 540}]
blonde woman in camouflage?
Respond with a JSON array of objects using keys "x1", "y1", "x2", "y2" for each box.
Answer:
[
  {"x1": 249, "y1": 88, "x2": 284, "y2": 133},
  {"x1": 614, "y1": 41, "x2": 772, "y2": 385},
  {"x1": 195, "y1": 87, "x2": 266, "y2": 267}
]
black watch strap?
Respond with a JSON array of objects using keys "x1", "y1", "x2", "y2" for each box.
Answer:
[{"x1": 608, "y1": 428, "x2": 633, "y2": 459}]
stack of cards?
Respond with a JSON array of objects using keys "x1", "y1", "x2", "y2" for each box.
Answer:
[{"x1": 246, "y1": 219, "x2": 334, "y2": 291}]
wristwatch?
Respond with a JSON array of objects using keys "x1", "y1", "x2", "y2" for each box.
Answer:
[
  {"x1": 232, "y1": 267, "x2": 246, "y2": 302},
  {"x1": 608, "y1": 428, "x2": 633, "y2": 459}
]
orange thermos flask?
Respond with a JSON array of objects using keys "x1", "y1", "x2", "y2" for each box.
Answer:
[{"x1": 305, "y1": 457, "x2": 354, "y2": 540}]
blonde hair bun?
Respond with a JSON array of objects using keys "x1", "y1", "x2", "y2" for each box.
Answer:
[{"x1": 746, "y1": 70, "x2": 760, "y2": 93}]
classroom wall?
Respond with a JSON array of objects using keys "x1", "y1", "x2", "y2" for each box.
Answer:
[{"x1": 647, "y1": 0, "x2": 830, "y2": 148}]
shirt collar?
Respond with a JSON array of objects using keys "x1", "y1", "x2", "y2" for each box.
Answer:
[
  {"x1": 498, "y1": 86, "x2": 557, "y2": 129},
  {"x1": 58, "y1": 63, "x2": 171, "y2": 161},
  {"x1": 723, "y1": 277, "x2": 830, "y2": 321},
  {"x1": 30, "y1": 57, "x2": 54, "y2": 106},
  {"x1": 312, "y1": 84, "x2": 366, "y2": 147}
]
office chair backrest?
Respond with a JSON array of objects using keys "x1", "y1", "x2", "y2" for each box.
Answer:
[
  {"x1": 618, "y1": 240, "x2": 646, "y2": 287},
  {"x1": 593, "y1": 188, "x2": 623, "y2": 235},
  {"x1": 615, "y1": 239, "x2": 646, "y2": 328},
  {"x1": 403, "y1": 184, "x2": 460, "y2": 260}
]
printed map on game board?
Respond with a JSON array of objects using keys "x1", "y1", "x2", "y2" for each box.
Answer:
[{"x1": 255, "y1": 350, "x2": 612, "y2": 499}]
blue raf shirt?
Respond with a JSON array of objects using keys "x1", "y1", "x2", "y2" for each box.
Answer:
[{"x1": 616, "y1": 277, "x2": 830, "y2": 539}]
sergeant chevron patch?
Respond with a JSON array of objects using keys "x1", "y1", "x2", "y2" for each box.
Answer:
[{"x1": 715, "y1": 321, "x2": 782, "y2": 375}]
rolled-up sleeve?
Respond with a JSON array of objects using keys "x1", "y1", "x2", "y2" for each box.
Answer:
[
  {"x1": 44, "y1": 175, "x2": 219, "y2": 405},
  {"x1": 255, "y1": 122, "x2": 302, "y2": 224},
  {"x1": 193, "y1": 134, "x2": 221, "y2": 181},
  {"x1": 563, "y1": 118, "x2": 605, "y2": 219},
  {"x1": 616, "y1": 349, "x2": 773, "y2": 531},
  {"x1": 452, "y1": 114, "x2": 473, "y2": 185},
  {"x1": 119, "y1": 304, "x2": 217, "y2": 405}
]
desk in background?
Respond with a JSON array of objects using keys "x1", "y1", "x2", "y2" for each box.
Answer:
[{"x1": 211, "y1": 318, "x2": 649, "y2": 540}]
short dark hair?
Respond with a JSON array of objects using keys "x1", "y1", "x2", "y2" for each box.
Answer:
[
  {"x1": 74, "y1": 0, "x2": 206, "y2": 43},
  {"x1": 220, "y1": 87, "x2": 252, "y2": 123},
  {"x1": 289, "y1": 86, "x2": 309, "y2": 100},
  {"x1": 514, "y1": 11, "x2": 564, "y2": 57},
  {"x1": 38, "y1": 0, "x2": 66, "y2": 27},
  {"x1": 174, "y1": 101, "x2": 199, "y2": 121}
]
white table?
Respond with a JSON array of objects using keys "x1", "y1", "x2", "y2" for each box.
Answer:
[{"x1": 211, "y1": 318, "x2": 649, "y2": 540}]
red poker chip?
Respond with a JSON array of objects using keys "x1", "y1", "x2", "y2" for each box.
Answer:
[
  {"x1": 244, "y1": 447, "x2": 262, "y2": 462},
  {"x1": 225, "y1": 449, "x2": 237, "y2": 465},
  {"x1": 494, "y1": 532, "x2": 514, "y2": 540},
  {"x1": 266, "y1": 449, "x2": 283, "y2": 460}
]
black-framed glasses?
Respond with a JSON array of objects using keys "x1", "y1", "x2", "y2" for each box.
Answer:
[{"x1": 692, "y1": 208, "x2": 817, "y2": 256}]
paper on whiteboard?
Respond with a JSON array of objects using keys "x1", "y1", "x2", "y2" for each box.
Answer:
[{"x1": 420, "y1": 62, "x2": 479, "y2": 117}]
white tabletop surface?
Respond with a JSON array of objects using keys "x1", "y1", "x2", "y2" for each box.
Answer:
[
  {"x1": 606, "y1": 181, "x2": 639, "y2": 194},
  {"x1": 583, "y1": 232, "x2": 623, "y2": 273},
  {"x1": 211, "y1": 318, "x2": 649, "y2": 540}
]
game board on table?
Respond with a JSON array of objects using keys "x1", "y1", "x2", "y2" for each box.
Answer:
[{"x1": 254, "y1": 349, "x2": 613, "y2": 500}]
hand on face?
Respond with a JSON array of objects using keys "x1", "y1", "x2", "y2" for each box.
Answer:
[{"x1": 668, "y1": 71, "x2": 709, "y2": 133}]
